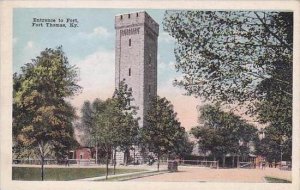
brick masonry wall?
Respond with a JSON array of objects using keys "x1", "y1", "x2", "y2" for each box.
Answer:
[{"x1": 115, "y1": 11, "x2": 159, "y2": 128}]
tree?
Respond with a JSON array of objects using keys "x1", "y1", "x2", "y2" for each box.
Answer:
[
  {"x1": 172, "y1": 131, "x2": 194, "y2": 159},
  {"x1": 191, "y1": 104, "x2": 258, "y2": 167},
  {"x1": 112, "y1": 80, "x2": 139, "y2": 167},
  {"x1": 76, "y1": 98, "x2": 107, "y2": 160},
  {"x1": 256, "y1": 126, "x2": 291, "y2": 163},
  {"x1": 93, "y1": 98, "x2": 117, "y2": 180},
  {"x1": 13, "y1": 46, "x2": 81, "y2": 180},
  {"x1": 163, "y1": 11, "x2": 292, "y2": 160},
  {"x1": 141, "y1": 96, "x2": 187, "y2": 171},
  {"x1": 77, "y1": 80, "x2": 139, "y2": 179},
  {"x1": 254, "y1": 60, "x2": 292, "y2": 161}
]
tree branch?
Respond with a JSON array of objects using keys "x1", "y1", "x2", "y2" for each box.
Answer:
[{"x1": 254, "y1": 12, "x2": 292, "y2": 52}]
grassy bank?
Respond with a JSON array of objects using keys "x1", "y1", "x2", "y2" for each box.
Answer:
[
  {"x1": 265, "y1": 176, "x2": 291, "y2": 183},
  {"x1": 12, "y1": 166, "x2": 146, "y2": 181},
  {"x1": 97, "y1": 170, "x2": 168, "y2": 181}
]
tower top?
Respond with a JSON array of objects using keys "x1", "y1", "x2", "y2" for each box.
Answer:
[{"x1": 115, "y1": 11, "x2": 159, "y2": 36}]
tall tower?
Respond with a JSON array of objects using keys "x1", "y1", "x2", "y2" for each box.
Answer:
[{"x1": 115, "y1": 11, "x2": 159, "y2": 127}]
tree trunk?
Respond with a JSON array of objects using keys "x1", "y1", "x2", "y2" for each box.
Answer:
[
  {"x1": 157, "y1": 154, "x2": 160, "y2": 171},
  {"x1": 41, "y1": 156, "x2": 44, "y2": 181},
  {"x1": 124, "y1": 149, "x2": 129, "y2": 166},
  {"x1": 133, "y1": 147, "x2": 136, "y2": 164},
  {"x1": 95, "y1": 144, "x2": 98, "y2": 165},
  {"x1": 232, "y1": 156, "x2": 235, "y2": 168},
  {"x1": 237, "y1": 155, "x2": 240, "y2": 168},
  {"x1": 106, "y1": 151, "x2": 109, "y2": 180},
  {"x1": 113, "y1": 148, "x2": 116, "y2": 175},
  {"x1": 222, "y1": 155, "x2": 226, "y2": 168}
]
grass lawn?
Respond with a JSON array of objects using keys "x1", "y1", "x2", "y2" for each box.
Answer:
[
  {"x1": 265, "y1": 176, "x2": 291, "y2": 183},
  {"x1": 12, "y1": 166, "x2": 146, "y2": 181}
]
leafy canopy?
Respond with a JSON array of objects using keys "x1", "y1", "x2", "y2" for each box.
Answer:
[
  {"x1": 141, "y1": 96, "x2": 191, "y2": 158},
  {"x1": 163, "y1": 11, "x2": 292, "y2": 104},
  {"x1": 191, "y1": 104, "x2": 258, "y2": 158},
  {"x1": 13, "y1": 46, "x2": 81, "y2": 160}
]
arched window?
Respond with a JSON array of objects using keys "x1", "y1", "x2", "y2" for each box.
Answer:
[
  {"x1": 129, "y1": 68, "x2": 131, "y2": 76},
  {"x1": 129, "y1": 39, "x2": 131, "y2": 46},
  {"x1": 128, "y1": 14, "x2": 130, "y2": 18}
]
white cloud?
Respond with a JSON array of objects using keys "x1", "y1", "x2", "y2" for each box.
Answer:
[
  {"x1": 168, "y1": 61, "x2": 176, "y2": 70},
  {"x1": 92, "y1": 26, "x2": 111, "y2": 38},
  {"x1": 158, "y1": 60, "x2": 176, "y2": 71},
  {"x1": 158, "y1": 32, "x2": 176, "y2": 44},
  {"x1": 13, "y1": 38, "x2": 18, "y2": 45},
  {"x1": 24, "y1": 41, "x2": 34, "y2": 49},
  {"x1": 78, "y1": 26, "x2": 112, "y2": 39},
  {"x1": 70, "y1": 49, "x2": 115, "y2": 110}
]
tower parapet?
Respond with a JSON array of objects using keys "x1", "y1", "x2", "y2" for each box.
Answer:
[{"x1": 115, "y1": 11, "x2": 159, "y2": 36}]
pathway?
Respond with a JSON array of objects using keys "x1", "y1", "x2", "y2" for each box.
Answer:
[{"x1": 128, "y1": 166, "x2": 292, "y2": 183}]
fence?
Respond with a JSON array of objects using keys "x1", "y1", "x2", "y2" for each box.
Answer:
[
  {"x1": 239, "y1": 162, "x2": 255, "y2": 169},
  {"x1": 13, "y1": 159, "x2": 96, "y2": 166},
  {"x1": 160, "y1": 159, "x2": 219, "y2": 169}
]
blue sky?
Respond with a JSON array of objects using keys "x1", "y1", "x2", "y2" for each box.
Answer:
[{"x1": 13, "y1": 8, "x2": 199, "y2": 130}]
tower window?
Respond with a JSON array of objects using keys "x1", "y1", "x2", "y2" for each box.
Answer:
[
  {"x1": 129, "y1": 39, "x2": 131, "y2": 46},
  {"x1": 128, "y1": 14, "x2": 130, "y2": 18},
  {"x1": 136, "y1": 13, "x2": 139, "y2": 17},
  {"x1": 148, "y1": 54, "x2": 152, "y2": 65},
  {"x1": 120, "y1": 15, "x2": 123, "y2": 19},
  {"x1": 129, "y1": 68, "x2": 131, "y2": 76}
]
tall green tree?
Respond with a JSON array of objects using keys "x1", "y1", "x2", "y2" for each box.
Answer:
[
  {"x1": 13, "y1": 46, "x2": 81, "y2": 180},
  {"x1": 191, "y1": 104, "x2": 258, "y2": 167},
  {"x1": 172, "y1": 131, "x2": 194, "y2": 159},
  {"x1": 76, "y1": 98, "x2": 107, "y2": 164},
  {"x1": 93, "y1": 98, "x2": 118, "y2": 180},
  {"x1": 163, "y1": 11, "x2": 292, "y2": 160},
  {"x1": 141, "y1": 96, "x2": 187, "y2": 171},
  {"x1": 112, "y1": 80, "x2": 139, "y2": 166},
  {"x1": 77, "y1": 80, "x2": 139, "y2": 179}
]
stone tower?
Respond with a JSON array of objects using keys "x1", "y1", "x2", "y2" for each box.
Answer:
[{"x1": 115, "y1": 11, "x2": 159, "y2": 128}]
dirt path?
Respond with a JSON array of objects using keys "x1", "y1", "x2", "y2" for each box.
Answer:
[{"x1": 129, "y1": 166, "x2": 292, "y2": 183}]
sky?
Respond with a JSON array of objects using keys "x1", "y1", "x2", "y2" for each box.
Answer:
[{"x1": 13, "y1": 8, "x2": 200, "y2": 130}]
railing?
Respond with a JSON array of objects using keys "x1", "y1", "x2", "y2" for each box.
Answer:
[
  {"x1": 239, "y1": 162, "x2": 255, "y2": 169},
  {"x1": 159, "y1": 160, "x2": 219, "y2": 169}
]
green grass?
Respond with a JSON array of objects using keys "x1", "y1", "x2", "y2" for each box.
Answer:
[
  {"x1": 12, "y1": 167, "x2": 146, "y2": 181},
  {"x1": 265, "y1": 176, "x2": 291, "y2": 183}
]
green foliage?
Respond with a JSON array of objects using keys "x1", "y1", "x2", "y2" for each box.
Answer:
[
  {"x1": 163, "y1": 11, "x2": 292, "y2": 104},
  {"x1": 77, "y1": 80, "x2": 139, "y2": 177},
  {"x1": 13, "y1": 46, "x2": 81, "y2": 161},
  {"x1": 13, "y1": 46, "x2": 81, "y2": 180},
  {"x1": 163, "y1": 11, "x2": 292, "y2": 161},
  {"x1": 191, "y1": 104, "x2": 258, "y2": 160},
  {"x1": 78, "y1": 80, "x2": 139, "y2": 151},
  {"x1": 172, "y1": 132, "x2": 194, "y2": 159},
  {"x1": 141, "y1": 96, "x2": 192, "y2": 167}
]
